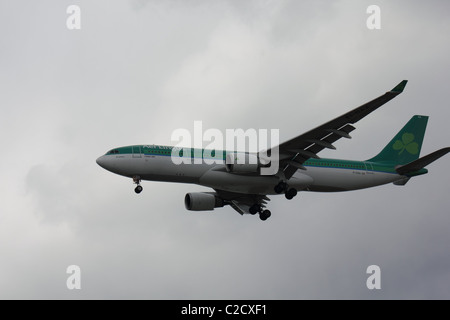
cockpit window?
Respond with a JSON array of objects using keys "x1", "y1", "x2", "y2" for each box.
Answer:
[{"x1": 107, "y1": 149, "x2": 120, "y2": 155}]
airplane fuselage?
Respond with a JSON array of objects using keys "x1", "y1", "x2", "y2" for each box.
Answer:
[{"x1": 96, "y1": 145, "x2": 422, "y2": 195}]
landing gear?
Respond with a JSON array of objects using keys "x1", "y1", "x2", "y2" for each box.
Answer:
[
  {"x1": 274, "y1": 181, "x2": 298, "y2": 200},
  {"x1": 249, "y1": 204, "x2": 260, "y2": 215},
  {"x1": 249, "y1": 203, "x2": 271, "y2": 221},
  {"x1": 274, "y1": 181, "x2": 287, "y2": 194},
  {"x1": 285, "y1": 188, "x2": 297, "y2": 200},
  {"x1": 133, "y1": 175, "x2": 143, "y2": 194},
  {"x1": 259, "y1": 210, "x2": 271, "y2": 221}
]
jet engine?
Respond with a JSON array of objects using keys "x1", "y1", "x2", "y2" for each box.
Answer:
[{"x1": 184, "y1": 192, "x2": 224, "y2": 211}]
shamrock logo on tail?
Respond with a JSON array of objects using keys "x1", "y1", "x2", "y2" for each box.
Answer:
[{"x1": 393, "y1": 133, "x2": 419, "y2": 155}]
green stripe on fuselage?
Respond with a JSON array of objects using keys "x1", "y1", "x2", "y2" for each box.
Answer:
[
  {"x1": 107, "y1": 145, "x2": 399, "y2": 174},
  {"x1": 109, "y1": 145, "x2": 237, "y2": 160},
  {"x1": 304, "y1": 159, "x2": 397, "y2": 174}
]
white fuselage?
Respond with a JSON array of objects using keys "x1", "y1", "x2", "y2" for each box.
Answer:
[{"x1": 96, "y1": 153, "x2": 402, "y2": 195}]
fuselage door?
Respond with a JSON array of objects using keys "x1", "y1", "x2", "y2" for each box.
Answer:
[
  {"x1": 364, "y1": 162, "x2": 374, "y2": 175},
  {"x1": 132, "y1": 146, "x2": 142, "y2": 158}
]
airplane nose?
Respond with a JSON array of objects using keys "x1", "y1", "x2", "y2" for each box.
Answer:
[
  {"x1": 96, "y1": 155, "x2": 117, "y2": 173},
  {"x1": 96, "y1": 155, "x2": 107, "y2": 168}
]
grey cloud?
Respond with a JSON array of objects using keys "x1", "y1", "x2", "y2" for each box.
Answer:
[{"x1": 0, "y1": 0, "x2": 449, "y2": 299}]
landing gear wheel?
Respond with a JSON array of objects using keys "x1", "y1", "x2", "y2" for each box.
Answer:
[
  {"x1": 259, "y1": 210, "x2": 271, "y2": 221},
  {"x1": 249, "y1": 204, "x2": 260, "y2": 215},
  {"x1": 133, "y1": 175, "x2": 142, "y2": 194},
  {"x1": 285, "y1": 188, "x2": 297, "y2": 200},
  {"x1": 134, "y1": 185, "x2": 143, "y2": 194},
  {"x1": 274, "y1": 181, "x2": 287, "y2": 194}
]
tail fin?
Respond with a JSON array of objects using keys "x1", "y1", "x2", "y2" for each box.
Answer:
[{"x1": 367, "y1": 115, "x2": 429, "y2": 165}]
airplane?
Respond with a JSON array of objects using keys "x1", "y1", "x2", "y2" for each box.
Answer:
[{"x1": 96, "y1": 80, "x2": 450, "y2": 221}]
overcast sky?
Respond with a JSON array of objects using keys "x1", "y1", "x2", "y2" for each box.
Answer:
[{"x1": 1, "y1": 0, "x2": 449, "y2": 299}]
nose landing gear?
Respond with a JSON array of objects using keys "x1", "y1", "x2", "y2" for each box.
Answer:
[{"x1": 133, "y1": 175, "x2": 143, "y2": 194}]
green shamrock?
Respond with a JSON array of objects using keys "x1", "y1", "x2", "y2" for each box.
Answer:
[{"x1": 393, "y1": 133, "x2": 419, "y2": 155}]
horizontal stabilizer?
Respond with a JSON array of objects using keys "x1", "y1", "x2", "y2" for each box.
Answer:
[{"x1": 396, "y1": 147, "x2": 450, "y2": 175}]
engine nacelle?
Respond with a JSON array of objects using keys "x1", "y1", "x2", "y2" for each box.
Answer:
[
  {"x1": 184, "y1": 192, "x2": 223, "y2": 211},
  {"x1": 225, "y1": 153, "x2": 261, "y2": 173}
]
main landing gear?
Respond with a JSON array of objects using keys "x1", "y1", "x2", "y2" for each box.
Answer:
[
  {"x1": 249, "y1": 204, "x2": 272, "y2": 221},
  {"x1": 274, "y1": 181, "x2": 298, "y2": 200},
  {"x1": 133, "y1": 175, "x2": 143, "y2": 194}
]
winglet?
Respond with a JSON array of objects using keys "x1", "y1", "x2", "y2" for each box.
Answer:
[{"x1": 391, "y1": 80, "x2": 408, "y2": 93}]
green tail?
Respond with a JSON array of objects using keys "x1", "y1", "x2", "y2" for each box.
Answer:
[{"x1": 368, "y1": 115, "x2": 429, "y2": 165}]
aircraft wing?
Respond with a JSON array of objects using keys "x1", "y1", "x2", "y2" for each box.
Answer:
[
  {"x1": 264, "y1": 80, "x2": 408, "y2": 179},
  {"x1": 214, "y1": 189, "x2": 270, "y2": 215}
]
